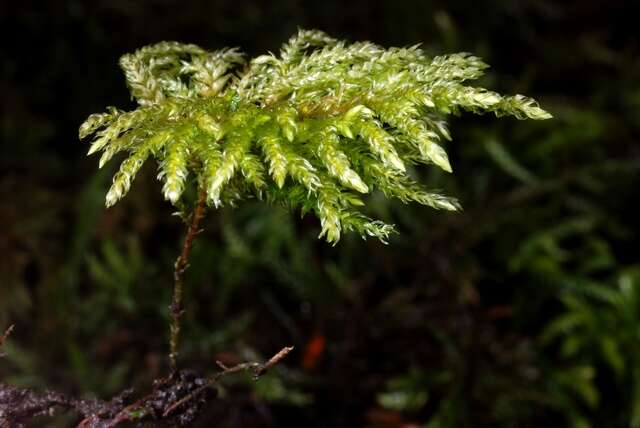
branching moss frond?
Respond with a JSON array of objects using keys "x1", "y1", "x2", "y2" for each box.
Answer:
[{"x1": 80, "y1": 29, "x2": 551, "y2": 243}]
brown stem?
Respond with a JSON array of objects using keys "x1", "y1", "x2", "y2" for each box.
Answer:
[
  {"x1": 169, "y1": 189, "x2": 208, "y2": 373},
  {"x1": 73, "y1": 346, "x2": 293, "y2": 427},
  {"x1": 163, "y1": 346, "x2": 294, "y2": 418},
  {"x1": 0, "y1": 325, "x2": 13, "y2": 358}
]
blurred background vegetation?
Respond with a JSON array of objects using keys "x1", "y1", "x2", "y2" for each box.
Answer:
[{"x1": 1, "y1": 0, "x2": 638, "y2": 427}]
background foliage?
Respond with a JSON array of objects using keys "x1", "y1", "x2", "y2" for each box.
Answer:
[{"x1": 1, "y1": 1, "x2": 638, "y2": 427}]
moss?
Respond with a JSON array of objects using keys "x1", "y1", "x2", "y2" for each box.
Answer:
[{"x1": 80, "y1": 29, "x2": 550, "y2": 244}]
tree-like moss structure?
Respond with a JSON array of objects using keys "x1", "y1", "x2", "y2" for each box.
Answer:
[{"x1": 80, "y1": 29, "x2": 551, "y2": 243}]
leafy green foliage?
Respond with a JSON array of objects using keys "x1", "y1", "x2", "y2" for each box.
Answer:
[
  {"x1": 377, "y1": 368, "x2": 430, "y2": 411},
  {"x1": 543, "y1": 270, "x2": 640, "y2": 428},
  {"x1": 80, "y1": 29, "x2": 550, "y2": 243}
]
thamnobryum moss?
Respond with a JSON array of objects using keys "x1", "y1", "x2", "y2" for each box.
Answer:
[{"x1": 80, "y1": 29, "x2": 551, "y2": 244}]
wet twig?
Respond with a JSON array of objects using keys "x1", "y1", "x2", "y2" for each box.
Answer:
[
  {"x1": 163, "y1": 346, "x2": 294, "y2": 418},
  {"x1": 0, "y1": 325, "x2": 13, "y2": 358},
  {"x1": 0, "y1": 383, "x2": 116, "y2": 428},
  {"x1": 1, "y1": 346, "x2": 293, "y2": 428}
]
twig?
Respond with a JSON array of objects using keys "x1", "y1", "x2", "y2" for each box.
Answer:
[
  {"x1": 163, "y1": 346, "x2": 294, "y2": 418},
  {"x1": 2, "y1": 332, "x2": 291, "y2": 427},
  {"x1": 76, "y1": 346, "x2": 295, "y2": 427},
  {"x1": 0, "y1": 383, "x2": 112, "y2": 428},
  {"x1": 0, "y1": 325, "x2": 14, "y2": 358},
  {"x1": 170, "y1": 189, "x2": 208, "y2": 372}
]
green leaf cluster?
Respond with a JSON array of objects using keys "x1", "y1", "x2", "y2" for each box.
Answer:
[
  {"x1": 80, "y1": 29, "x2": 551, "y2": 243},
  {"x1": 542, "y1": 270, "x2": 640, "y2": 427}
]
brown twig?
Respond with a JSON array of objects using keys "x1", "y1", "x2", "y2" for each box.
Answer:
[
  {"x1": 163, "y1": 346, "x2": 294, "y2": 418},
  {"x1": 2, "y1": 341, "x2": 292, "y2": 427},
  {"x1": 0, "y1": 382, "x2": 117, "y2": 428},
  {"x1": 0, "y1": 325, "x2": 14, "y2": 358},
  {"x1": 75, "y1": 346, "x2": 295, "y2": 427},
  {"x1": 170, "y1": 189, "x2": 208, "y2": 372}
]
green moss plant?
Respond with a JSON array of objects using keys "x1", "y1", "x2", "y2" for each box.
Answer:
[{"x1": 80, "y1": 28, "x2": 551, "y2": 371}]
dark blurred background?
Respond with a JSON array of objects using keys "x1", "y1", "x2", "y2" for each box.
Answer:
[{"x1": 1, "y1": 1, "x2": 639, "y2": 427}]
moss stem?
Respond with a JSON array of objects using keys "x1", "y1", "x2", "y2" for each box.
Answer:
[{"x1": 169, "y1": 189, "x2": 207, "y2": 373}]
